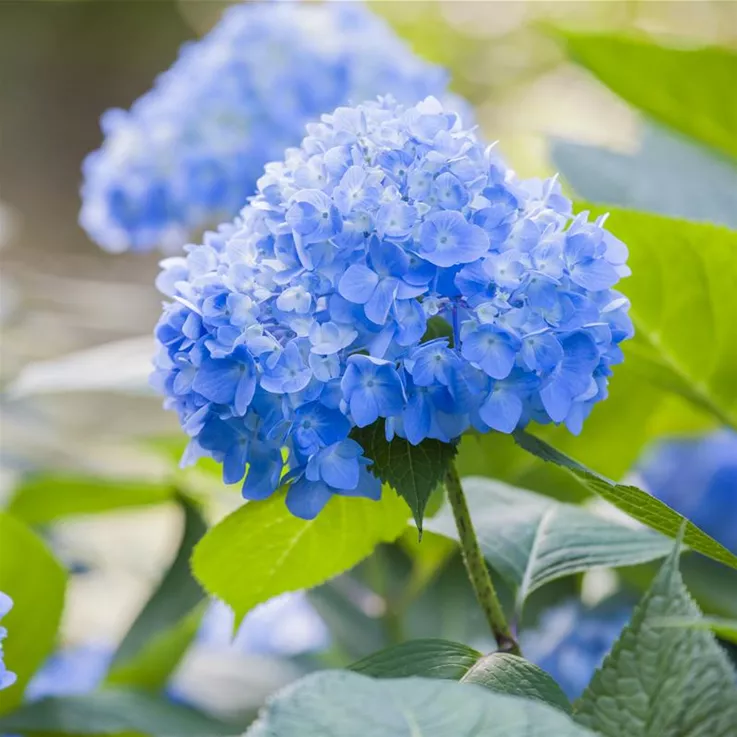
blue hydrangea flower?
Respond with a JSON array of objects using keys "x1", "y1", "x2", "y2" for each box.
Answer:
[
  {"x1": 80, "y1": 2, "x2": 460, "y2": 253},
  {"x1": 152, "y1": 96, "x2": 633, "y2": 519},
  {"x1": 0, "y1": 591, "x2": 16, "y2": 690},
  {"x1": 639, "y1": 430, "x2": 737, "y2": 552},
  {"x1": 523, "y1": 601, "x2": 630, "y2": 700}
]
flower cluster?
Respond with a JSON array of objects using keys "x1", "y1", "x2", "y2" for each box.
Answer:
[
  {"x1": 0, "y1": 591, "x2": 15, "y2": 690},
  {"x1": 639, "y1": 430, "x2": 737, "y2": 552},
  {"x1": 80, "y1": 2, "x2": 458, "y2": 253},
  {"x1": 523, "y1": 602, "x2": 630, "y2": 699},
  {"x1": 152, "y1": 96, "x2": 633, "y2": 518}
]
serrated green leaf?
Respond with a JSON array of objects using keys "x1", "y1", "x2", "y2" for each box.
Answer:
[
  {"x1": 514, "y1": 430, "x2": 737, "y2": 572},
  {"x1": 107, "y1": 495, "x2": 206, "y2": 690},
  {"x1": 0, "y1": 512, "x2": 67, "y2": 715},
  {"x1": 552, "y1": 124, "x2": 737, "y2": 228},
  {"x1": 0, "y1": 690, "x2": 243, "y2": 736},
  {"x1": 191, "y1": 491, "x2": 409, "y2": 623},
  {"x1": 351, "y1": 423, "x2": 456, "y2": 532},
  {"x1": 583, "y1": 205, "x2": 737, "y2": 430},
  {"x1": 462, "y1": 653, "x2": 571, "y2": 714},
  {"x1": 575, "y1": 542, "x2": 737, "y2": 735},
  {"x1": 7, "y1": 475, "x2": 173, "y2": 524},
  {"x1": 559, "y1": 31, "x2": 737, "y2": 162},
  {"x1": 350, "y1": 639, "x2": 481, "y2": 680},
  {"x1": 425, "y1": 477, "x2": 672, "y2": 610},
  {"x1": 246, "y1": 671, "x2": 596, "y2": 737}
]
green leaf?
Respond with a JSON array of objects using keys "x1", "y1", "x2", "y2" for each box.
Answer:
[
  {"x1": 425, "y1": 477, "x2": 672, "y2": 610},
  {"x1": 191, "y1": 491, "x2": 409, "y2": 623},
  {"x1": 462, "y1": 653, "x2": 571, "y2": 714},
  {"x1": 552, "y1": 124, "x2": 737, "y2": 229},
  {"x1": 7, "y1": 475, "x2": 173, "y2": 525},
  {"x1": 350, "y1": 639, "x2": 481, "y2": 680},
  {"x1": 107, "y1": 495, "x2": 206, "y2": 689},
  {"x1": 106, "y1": 606, "x2": 204, "y2": 692},
  {"x1": 0, "y1": 690, "x2": 243, "y2": 736},
  {"x1": 653, "y1": 616, "x2": 737, "y2": 646},
  {"x1": 559, "y1": 31, "x2": 737, "y2": 162},
  {"x1": 514, "y1": 430, "x2": 737, "y2": 572},
  {"x1": 582, "y1": 205, "x2": 737, "y2": 430},
  {"x1": 351, "y1": 422, "x2": 457, "y2": 532},
  {"x1": 0, "y1": 512, "x2": 67, "y2": 715},
  {"x1": 246, "y1": 671, "x2": 595, "y2": 737},
  {"x1": 349, "y1": 640, "x2": 571, "y2": 713},
  {"x1": 575, "y1": 542, "x2": 737, "y2": 735}
]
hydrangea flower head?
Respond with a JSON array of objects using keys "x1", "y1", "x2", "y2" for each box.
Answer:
[
  {"x1": 152, "y1": 96, "x2": 633, "y2": 518},
  {"x1": 639, "y1": 430, "x2": 737, "y2": 552},
  {"x1": 80, "y1": 2, "x2": 459, "y2": 253},
  {"x1": 0, "y1": 590, "x2": 16, "y2": 690},
  {"x1": 523, "y1": 601, "x2": 630, "y2": 699}
]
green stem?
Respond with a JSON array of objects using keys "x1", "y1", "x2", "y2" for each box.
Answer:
[{"x1": 445, "y1": 461, "x2": 520, "y2": 655}]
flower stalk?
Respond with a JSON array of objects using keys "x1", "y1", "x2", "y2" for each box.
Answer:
[{"x1": 444, "y1": 461, "x2": 520, "y2": 655}]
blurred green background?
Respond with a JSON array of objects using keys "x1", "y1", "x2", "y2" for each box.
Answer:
[{"x1": 1, "y1": 0, "x2": 736, "y2": 716}]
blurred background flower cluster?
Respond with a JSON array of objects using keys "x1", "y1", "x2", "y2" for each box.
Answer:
[{"x1": 1, "y1": 0, "x2": 736, "y2": 721}]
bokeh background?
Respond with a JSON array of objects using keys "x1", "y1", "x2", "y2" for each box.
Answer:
[{"x1": 1, "y1": 0, "x2": 736, "y2": 719}]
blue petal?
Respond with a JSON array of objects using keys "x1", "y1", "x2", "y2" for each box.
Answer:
[
  {"x1": 364, "y1": 277, "x2": 398, "y2": 325},
  {"x1": 479, "y1": 389, "x2": 523, "y2": 434},
  {"x1": 286, "y1": 478, "x2": 333, "y2": 520},
  {"x1": 338, "y1": 264, "x2": 379, "y2": 304}
]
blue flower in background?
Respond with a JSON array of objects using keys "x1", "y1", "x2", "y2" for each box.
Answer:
[
  {"x1": 199, "y1": 593, "x2": 329, "y2": 657},
  {"x1": 639, "y1": 430, "x2": 737, "y2": 553},
  {"x1": 80, "y1": 1, "x2": 459, "y2": 253},
  {"x1": 152, "y1": 95, "x2": 632, "y2": 519},
  {"x1": 523, "y1": 601, "x2": 630, "y2": 700},
  {"x1": 25, "y1": 644, "x2": 112, "y2": 700},
  {"x1": 24, "y1": 593, "x2": 327, "y2": 703},
  {"x1": 0, "y1": 591, "x2": 16, "y2": 690}
]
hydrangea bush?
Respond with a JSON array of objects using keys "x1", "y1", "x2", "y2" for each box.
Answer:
[
  {"x1": 5, "y1": 8, "x2": 737, "y2": 736},
  {"x1": 80, "y1": 2, "x2": 458, "y2": 253},
  {"x1": 152, "y1": 96, "x2": 633, "y2": 519}
]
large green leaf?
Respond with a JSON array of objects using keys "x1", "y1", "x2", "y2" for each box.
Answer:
[
  {"x1": 425, "y1": 477, "x2": 672, "y2": 610},
  {"x1": 585, "y1": 205, "x2": 737, "y2": 429},
  {"x1": 462, "y1": 653, "x2": 571, "y2": 714},
  {"x1": 0, "y1": 512, "x2": 67, "y2": 714},
  {"x1": 350, "y1": 639, "x2": 481, "y2": 681},
  {"x1": 246, "y1": 671, "x2": 595, "y2": 736},
  {"x1": 559, "y1": 31, "x2": 737, "y2": 162},
  {"x1": 575, "y1": 542, "x2": 737, "y2": 735},
  {"x1": 513, "y1": 430, "x2": 737, "y2": 572},
  {"x1": 107, "y1": 495, "x2": 206, "y2": 689},
  {"x1": 552, "y1": 124, "x2": 737, "y2": 228},
  {"x1": 191, "y1": 491, "x2": 409, "y2": 623},
  {"x1": 0, "y1": 690, "x2": 243, "y2": 736},
  {"x1": 351, "y1": 423, "x2": 457, "y2": 532},
  {"x1": 7, "y1": 475, "x2": 173, "y2": 524}
]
